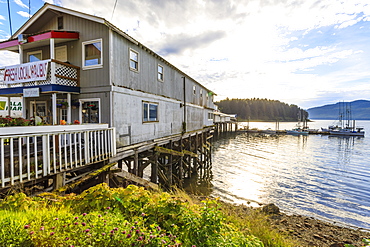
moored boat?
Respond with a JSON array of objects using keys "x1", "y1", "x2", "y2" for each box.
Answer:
[
  {"x1": 329, "y1": 126, "x2": 365, "y2": 137},
  {"x1": 327, "y1": 102, "x2": 365, "y2": 137},
  {"x1": 286, "y1": 128, "x2": 309, "y2": 135},
  {"x1": 286, "y1": 109, "x2": 309, "y2": 135},
  {"x1": 261, "y1": 128, "x2": 276, "y2": 134}
]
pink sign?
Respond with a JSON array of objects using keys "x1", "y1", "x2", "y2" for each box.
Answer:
[{"x1": 3, "y1": 61, "x2": 49, "y2": 84}]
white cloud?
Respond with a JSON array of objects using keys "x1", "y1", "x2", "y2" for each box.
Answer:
[
  {"x1": 0, "y1": 0, "x2": 368, "y2": 108},
  {"x1": 0, "y1": 30, "x2": 10, "y2": 40},
  {"x1": 14, "y1": 0, "x2": 29, "y2": 9},
  {"x1": 0, "y1": 51, "x2": 18, "y2": 67},
  {"x1": 0, "y1": 15, "x2": 5, "y2": 21},
  {"x1": 16, "y1": 11, "x2": 31, "y2": 18}
]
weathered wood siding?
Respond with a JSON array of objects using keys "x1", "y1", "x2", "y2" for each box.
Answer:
[
  {"x1": 110, "y1": 31, "x2": 214, "y2": 108},
  {"x1": 13, "y1": 6, "x2": 215, "y2": 146},
  {"x1": 110, "y1": 30, "x2": 214, "y2": 146}
]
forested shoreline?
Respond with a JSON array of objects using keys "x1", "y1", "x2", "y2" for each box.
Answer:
[{"x1": 216, "y1": 98, "x2": 308, "y2": 121}]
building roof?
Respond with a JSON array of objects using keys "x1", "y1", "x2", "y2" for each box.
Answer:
[{"x1": 1, "y1": 3, "x2": 216, "y2": 96}]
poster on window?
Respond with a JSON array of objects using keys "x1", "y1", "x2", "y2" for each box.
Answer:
[{"x1": 2, "y1": 60, "x2": 49, "y2": 84}]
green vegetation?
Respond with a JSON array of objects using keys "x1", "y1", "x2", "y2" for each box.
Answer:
[
  {"x1": 219, "y1": 202, "x2": 299, "y2": 247},
  {"x1": 346, "y1": 239, "x2": 370, "y2": 247},
  {"x1": 0, "y1": 183, "x2": 299, "y2": 247},
  {"x1": 216, "y1": 98, "x2": 308, "y2": 122}
]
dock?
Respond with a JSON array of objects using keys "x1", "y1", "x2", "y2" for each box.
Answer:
[{"x1": 238, "y1": 129, "x2": 331, "y2": 135}]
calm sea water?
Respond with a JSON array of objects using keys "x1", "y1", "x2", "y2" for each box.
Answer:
[{"x1": 210, "y1": 120, "x2": 370, "y2": 230}]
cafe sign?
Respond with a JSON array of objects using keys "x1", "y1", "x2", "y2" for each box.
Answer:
[
  {"x1": 3, "y1": 61, "x2": 49, "y2": 84},
  {"x1": 23, "y1": 88, "x2": 40, "y2": 97}
]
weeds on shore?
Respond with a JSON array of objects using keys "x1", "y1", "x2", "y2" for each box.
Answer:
[
  {"x1": 346, "y1": 238, "x2": 370, "y2": 247},
  {"x1": 218, "y1": 202, "x2": 299, "y2": 247},
  {"x1": 0, "y1": 183, "x2": 265, "y2": 247}
]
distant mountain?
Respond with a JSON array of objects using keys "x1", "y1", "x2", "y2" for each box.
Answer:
[{"x1": 307, "y1": 100, "x2": 370, "y2": 120}]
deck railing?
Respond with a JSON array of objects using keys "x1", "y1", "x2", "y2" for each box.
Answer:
[
  {"x1": 0, "y1": 59, "x2": 80, "y2": 88},
  {"x1": 0, "y1": 124, "x2": 116, "y2": 187}
]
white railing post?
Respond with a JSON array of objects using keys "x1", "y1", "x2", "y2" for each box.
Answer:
[
  {"x1": 27, "y1": 137, "x2": 30, "y2": 180},
  {"x1": 79, "y1": 132, "x2": 82, "y2": 166},
  {"x1": 47, "y1": 134, "x2": 51, "y2": 174},
  {"x1": 103, "y1": 130, "x2": 107, "y2": 159},
  {"x1": 19, "y1": 137, "x2": 22, "y2": 183},
  {"x1": 10, "y1": 138, "x2": 14, "y2": 185},
  {"x1": 64, "y1": 133, "x2": 67, "y2": 169},
  {"x1": 34, "y1": 136, "x2": 38, "y2": 178},
  {"x1": 112, "y1": 127, "x2": 117, "y2": 156},
  {"x1": 52, "y1": 135, "x2": 56, "y2": 173},
  {"x1": 84, "y1": 131, "x2": 89, "y2": 164},
  {"x1": 74, "y1": 132, "x2": 77, "y2": 167},
  {"x1": 58, "y1": 134, "x2": 62, "y2": 172},
  {"x1": 1, "y1": 139, "x2": 4, "y2": 187},
  {"x1": 97, "y1": 130, "x2": 101, "y2": 160},
  {"x1": 42, "y1": 135, "x2": 49, "y2": 176}
]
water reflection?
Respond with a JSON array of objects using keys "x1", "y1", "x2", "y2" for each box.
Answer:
[{"x1": 190, "y1": 126, "x2": 370, "y2": 230}]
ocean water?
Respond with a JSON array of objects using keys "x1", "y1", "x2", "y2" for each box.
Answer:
[{"x1": 210, "y1": 120, "x2": 370, "y2": 230}]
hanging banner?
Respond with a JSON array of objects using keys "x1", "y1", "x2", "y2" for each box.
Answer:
[{"x1": 2, "y1": 60, "x2": 49, "y2": 84}]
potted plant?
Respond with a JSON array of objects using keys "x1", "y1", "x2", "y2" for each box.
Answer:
[
  {"x1": 71, "y1": 100, "x2": 80, "y2": 109},
  {"x1": 61, "y1": 101, "x2": 69, "y2": 109}
]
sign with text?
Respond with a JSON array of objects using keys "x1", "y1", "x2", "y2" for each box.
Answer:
[
  {"x1": 23, "y1": 88, "x2": 40, "y2": 97},
  {"x1": 3, "y1": 61, "x2": 49, "y2": 84}
]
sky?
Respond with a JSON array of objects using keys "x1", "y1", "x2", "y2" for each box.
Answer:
[{"x1": 1, "y1": 0, "x2": 370, "y2": 109}]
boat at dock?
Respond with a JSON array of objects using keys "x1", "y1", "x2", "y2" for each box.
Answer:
[
  {"x1": 330, "y1": 127, "x2": 365, "y2": 136},
  {"x1": 286, "y1": 109, "x2": 309, "y2": 135},
  {"x1": 286, "y1": 128, "x2": 309, "y2": 135},
  {"x1": 326, "y1": 102, "x2": 365, "y2": 137},
  {"x1": 261, "y1": 128, "x2": 277, "y2": 134}
]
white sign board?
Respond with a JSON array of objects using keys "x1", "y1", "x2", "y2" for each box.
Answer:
[
  {"x1": 0, "y1": 97, "x2": 22, "y2": 117},
  {"x1": 3, "y1": 61, "x2": 49, "y2": 84},
  {"x1": 23, "y1": 88, "x2": 40, "y2": 97}
]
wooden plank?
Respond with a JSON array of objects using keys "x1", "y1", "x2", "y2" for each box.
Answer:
[
  {"x1": 154, "y1": 146, "x2": 184, "y2": 157},
  {"x1": 54, "y1": 162, "x2": 117, "y2": 194},
  {"x1": 183, "y1": 149, "x2": 198, "y2": 158},
  {"x1": 116, "y1": 170, "x2": 160, "y2": 191}
]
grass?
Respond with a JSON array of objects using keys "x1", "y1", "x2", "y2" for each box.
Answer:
[
  {"x1": 218, "y1": 202, "x2": 299, "y2": 247},
  {"x1": 0, "y1": 183, "x2": 298, "y2": 247}
]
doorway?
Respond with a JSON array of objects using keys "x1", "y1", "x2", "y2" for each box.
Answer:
[{"x1": 80, "y1": 99, "x2": 100, "y2": 123}]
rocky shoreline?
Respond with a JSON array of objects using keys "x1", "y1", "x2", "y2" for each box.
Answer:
[{"x1": 262, "y1": 203, "x2": 369, "y2": 247}]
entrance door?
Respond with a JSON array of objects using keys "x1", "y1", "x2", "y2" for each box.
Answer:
[
  {"x1": 80, "y1": 99, "x2": 100, "y2": 123},
  {"x1": 30, "y1": 101, "x2": 48, "y2": 124}
]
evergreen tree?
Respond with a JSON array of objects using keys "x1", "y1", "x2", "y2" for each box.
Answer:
[{"x1": 215, "y1": 98, "x2": 308, "y2": 121}]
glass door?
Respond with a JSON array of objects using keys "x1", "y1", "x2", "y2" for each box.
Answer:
[
  {"x1": 80, "y1": 99, "x2": 100, "y2": 123},
  {"x1": 30, "y1": 101, "x2": 47, "y2": 124}
]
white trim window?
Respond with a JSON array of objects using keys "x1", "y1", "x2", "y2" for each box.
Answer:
[
  {"x1": 143, "y1": 102, "x2": 158, "y2": 122},
  {"x1": 28, "y1": 50, "x2": 42, "y2": 62},
  {"x1": 157, "y1": 64, "x2": 164, "y2": 81},
  {"x1": 82, "y1": 39, "x2": 103, "y2": 69},
  {"x1": 193, "y1": 85, "x2": 196, "y2": 95},
  {"x1": 129, "y1": 49, "x2": 139, "y2": 71}
]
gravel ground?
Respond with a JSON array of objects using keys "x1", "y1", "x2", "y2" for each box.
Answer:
[{"x1": 262, "y1": 203, "x2": 370, "y2": 247}]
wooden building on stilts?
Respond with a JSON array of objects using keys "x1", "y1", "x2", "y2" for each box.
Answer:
[{"x1": 0, "y1": 3, "x2": 230, "y2": 194}]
